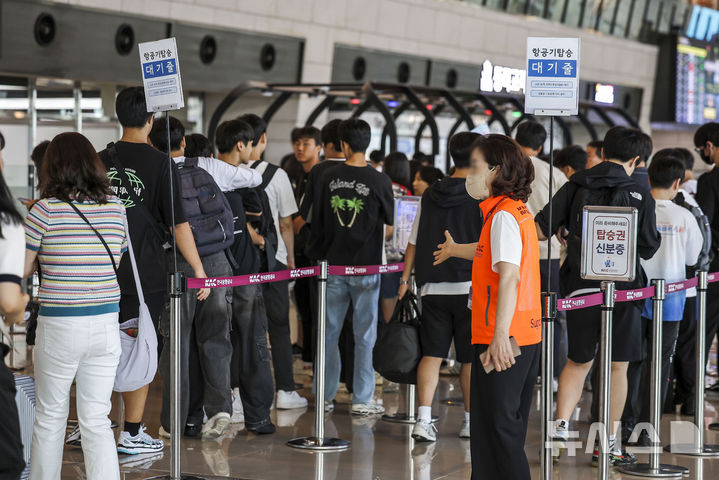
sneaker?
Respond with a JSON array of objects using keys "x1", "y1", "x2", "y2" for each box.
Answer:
[
  {"x1": 324, "y1": 401, "x2": 335, "y2": 413},
  {"x1": 276, "y1": 390, "x2": 309, "y2": 409},
  {"x1": 551, "y1": 420, "x2": 569, "y2": 462},
  {"x1": 591, "y1": 446, "x2": 638, "y2": 466},
  {"x1": 158, "y1": 426, "x2": 170, "y2": 439},
  {"x1": 351, "y1": 400, "x2": 385, "y2": 416},
  {"x1": 412, "y1": 419, "x2": 437, "y2": 442},
  {"x1": 65, "y1": 425, "x2": 81, "y2": 447},
  {"x1": 184, "y1": 423, "x2": 200, "y2": 438},
  {"x1": 459, "y1": 419, "x2": 470, "y2": 439},
  {"x1": 117, "y1": 426, "x2": 165, "y2": 455},
  {"x1": 201, "y1": 412, "x2": 231, "y2": 441},
  {"x1": 246, "y1": 419, "x2": 276, "y2": 435},
  {"x1": 231, "y1": 389, "x2": 244, "y2": 424}
]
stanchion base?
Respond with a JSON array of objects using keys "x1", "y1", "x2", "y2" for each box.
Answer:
[
  {"x1": 663, "y1": 443, "x2": 719, "y2": 457},
  {"x1": 709, "y1": 423, "x2": 719, "y2": 431},
  {"x1": 381, "y1": 414, "x2": 438, "y2": 424},
  {"x1": 618, "y1": 463, "x2": 687, "y2": 478},
  {"x1": 145, "y1": 475, "x2": 209, "y2": 480},
  {"x1": 286, "y1": 436, "x2": 351, "y2": 451},
  {"x1": 440, "y1": 397, "x2": 464, "y2": 406}
]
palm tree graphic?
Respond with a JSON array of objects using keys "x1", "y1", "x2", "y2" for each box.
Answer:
[
  {"x1": 346, "y1": 197, "x2": 365, "y2": 227},
  {"x1": 331, "y1": 195, "x2": 347, "y2": 227}
]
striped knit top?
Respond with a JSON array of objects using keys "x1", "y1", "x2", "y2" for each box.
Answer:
[{"x1": 24, "y1": 197, "x2": 127, "y2": 317}]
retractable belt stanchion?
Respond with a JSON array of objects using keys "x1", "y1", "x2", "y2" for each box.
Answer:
[
  {"x1": 540, "y1": 292, "x2": 556, "y2": 480},
  {"x1": 619, "y1": 279, "x2": 686, "y2": 478},
  {"x1": 666, "y1": 270, "x2": 719, "y2": 456},
  {"x1": 288, "y1": 260, "x2": 350, "y2": 451},
  {"x1": 597, "y1": 281, "x2": 615, "y2": 480}
]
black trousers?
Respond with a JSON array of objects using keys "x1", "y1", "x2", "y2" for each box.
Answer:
[
  {"x1": 470, "y1": 343, "x2": 540, "y2": 480},
  {"x1": 262, "y1": 261, "x2": 295, "y2": 392},
  {"x1": 0, "y1": 352, "x2": 25, "y2": 479},
  {"x1": 622, "y1": 318, "x2": 681, "y2": 428},
  {"x1": 705, "y1": 281, "x2": 719, "y2": 369},
  {"x1": 666, "y1": 296, "x2": 697, "y2": 409},
  {"x1": 230, "y1": 284, "x2": 274, "y2": 426},
  {"x1": 294, "y1": 254, "x2": 315, "y2": 363}
]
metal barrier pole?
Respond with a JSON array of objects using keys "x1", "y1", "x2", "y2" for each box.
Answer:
[
  {"x1": 541, "y1": 292, "x2": 556, "y2": 479},
  {"x1": 170, "y1": 272, "x2": 185, "y2": 480},
  {"x1": 666, "y1": 271, "x2": 719, "y2": 456},
  {"x1": 288, "y1": 260, "x2": 350, "y2": 451},
  {"x1": 619, "y1": 279, "x2": 685, "y2": 477},
  {"x1": 597, "y1": 281, "x2": 614, "y2": 480}
]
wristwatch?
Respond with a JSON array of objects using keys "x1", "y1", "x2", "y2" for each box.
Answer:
[{"x1": 399, "y1": 279, "x2": 410, "y2": 285}]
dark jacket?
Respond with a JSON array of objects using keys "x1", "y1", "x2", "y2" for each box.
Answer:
[
  {"x1": 696, "y1": 167, "x2": 719, "y2": 270},
  {"x1": 415, "y1": 177, "x2": 483, "y2": 288},
  {"x1": 535, "y1": 161, "x2": 660, "y2": 296}
]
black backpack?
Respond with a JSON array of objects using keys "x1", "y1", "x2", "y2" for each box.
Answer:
[
  {"x1": 250, "y1": 162, "x2": 279, "y2": 272},
  {"x1": 177, "y1": 157, "x2": 235, "y2": 256},
  {"x1": 674, "y1": 191, "x2": 714, "y2": 274}
]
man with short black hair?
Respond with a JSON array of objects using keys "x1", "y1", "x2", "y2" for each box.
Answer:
[
  {"x1": 694, "y1": 122, "x2": 719, "y2": 394},
  {"x1": 536, "y1": 126, "x2": 660, "y2": 466},
  {"x1": 630, "y1": 132, "x2": 652, "y2": 191},
  {"x1": 237, "y1": 113, "x2": 307, "y2": 410},
  {"x1": 310, "y1": 118, "x2": 394, "y2": 415},
  {"x1": 586, "y1": 140, "x2": 604, "y2": 169},
  {"x1": 554, "y1": 145, "x2": 587, "y2": 180}
]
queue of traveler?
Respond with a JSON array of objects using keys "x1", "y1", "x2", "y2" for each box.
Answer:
[{"x1": 2, "y1": 87, "x2": 719, "y2": 480}]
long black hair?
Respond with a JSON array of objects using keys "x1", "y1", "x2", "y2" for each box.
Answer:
[
  {"x1": 384, "y1": 152, "x2": 412, "y2": 192},
  {"x1": 0, "y1": 168, "x2": 22, "y2": 238}
]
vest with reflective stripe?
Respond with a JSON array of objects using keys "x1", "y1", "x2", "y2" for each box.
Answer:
[{"x1": 471, "y1": 195, "x2": 542, "y2": 346}]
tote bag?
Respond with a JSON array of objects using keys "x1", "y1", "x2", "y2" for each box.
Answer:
[{"x1": 373, "y1": 291, "x2": 422, "y2": 384}]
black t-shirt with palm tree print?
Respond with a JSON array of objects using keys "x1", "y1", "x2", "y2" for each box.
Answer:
[{"x1": 310, "y1": 163, "x2": 394, "y2": 266}]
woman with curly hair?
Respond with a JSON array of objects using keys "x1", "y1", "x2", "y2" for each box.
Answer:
[{"x1": 433, "y1": 134, "x2": 540, "y2": 480}]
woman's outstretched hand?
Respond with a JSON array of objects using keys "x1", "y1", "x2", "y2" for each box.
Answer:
[{"x1": 433, "y1": 230, "x2": 456, "y2": 265}]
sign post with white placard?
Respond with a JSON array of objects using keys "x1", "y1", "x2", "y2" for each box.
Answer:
[
  {"x1": 139, "y1": 38, "x2": 194, "y2": 480},
  {"x1": 525, "y1": 37, "x2": 580, "y2": 117},
  {"x1": 580, "y1": 206, "x2": 637, "y2": 480}
]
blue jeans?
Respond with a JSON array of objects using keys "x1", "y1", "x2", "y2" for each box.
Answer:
[{"x1": 322, "y1": 274, "x2": 380, "y2": 405}]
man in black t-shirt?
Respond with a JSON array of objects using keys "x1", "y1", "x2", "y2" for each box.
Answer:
[
  {"x1": 310, "y1": 119, "x2": 394, "y2": 415},
  {"x1": 82, "y1": 87, "x2": 209, "y2": 454}
]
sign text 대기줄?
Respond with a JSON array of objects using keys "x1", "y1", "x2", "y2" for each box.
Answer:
[
  {"x1": 525, "y1": 37, "x2": 580, "y2": 116},
  {"x1": 138, "y1": 38, "x2": 184, "y2": 112}
]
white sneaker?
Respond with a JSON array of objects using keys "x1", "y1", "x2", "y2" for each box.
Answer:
[
  {"x1": 459, "y1": 419, "x2": 470, "y2": 439},
  {"x1": 158, "y1": 426, "x2": 170, "y2": 439},
  {"x1": 276, "y1": 390, "x2": 309, "y2": 409},
  {"x1": 351, "y1": 400, "x2": 385, "y2": 416},
  {"x1": 412, "y1": 419, "x2": 438, "y2": 442},
  {"x1": 117, "y1": 426, "x2": 165, "y2": 455},
  {"x1": 324, "y1": 401, "x2": 335, "y2": 413},
  {"x1": 231, "y1": 389, "x2": 244, "y2": 424},
  {"x1": 202, "y1": 412, "x2": 231, "y2": 441}
]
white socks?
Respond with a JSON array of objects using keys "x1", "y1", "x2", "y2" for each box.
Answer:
[
  {"x1": 464, "y1": 411, "x2": 470, "y2": 422},
  {"x1": 418, "y1": 406, "x2": 432, "y2": 422}
]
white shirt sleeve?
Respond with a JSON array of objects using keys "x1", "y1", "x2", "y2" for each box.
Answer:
[
  {"x1": 490, "y1": 211, "x2": 522, "y2": 272},
  {"x1": 0, "y1": 221, "x2": 26, "y2": 282},
  {"x1": 684, "y1": 209, "x2": 704, "y2": 267},
  {"x1": 408, "y1": 202, "x2": 422, "y2": 245},
  {"x1": 197, "y1": 157, "x2": 262, "y2": 191},
  {"x1": 273, "y1": 169, "x2": 299, "y2": 218}
]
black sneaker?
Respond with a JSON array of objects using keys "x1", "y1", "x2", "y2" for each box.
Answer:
[
  {"x1": 184, "y1": 423, "x2": 200, "y2": 438},
  {"x1": 246, "y1": 419, "x2": 276, "y2": 435}
]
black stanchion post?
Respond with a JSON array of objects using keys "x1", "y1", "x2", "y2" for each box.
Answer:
[
  {"x1": 597, "y1": 281, "x2": 614, "y2": 480},
  {"x1": 665, "y1": 270, "x2": 719, "y2": 456},
  {"x1": 541, "y1": 292, "x2": 556, "y2": 479},
  {"x1": 288, "y1": 260, "x2": 350, "y2": 451},
  {"x1": 619, "y1": 279, "x2": 686, "y2": 477}
]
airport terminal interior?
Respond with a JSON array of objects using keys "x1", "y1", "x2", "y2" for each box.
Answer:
[{"x1": 3, "y1": 0, "x2": 719, "y2": 479}]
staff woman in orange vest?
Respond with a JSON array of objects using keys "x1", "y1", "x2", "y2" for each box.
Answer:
[{"x1": 434, "y1": 134, "x2": 541, "y2": 480}]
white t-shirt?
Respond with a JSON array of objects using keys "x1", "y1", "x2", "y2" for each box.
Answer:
[
  {"x1": 174, "y1": 156, "x2": 262, "y2": 191},
  {"x1": 526, "y1": 156, "x2": 567, "y2": 261},
  {"x1": 642, "y1": 198, "x2": 703, "y2": 300},
  {"x1": 408, "y1": 202, "x2": 471, "y2": 296},
  {"x1": 249, "y1": 160, "x2": 299, "y2": 265},
  {"x1": 0, "y1": 219, "x2": 25, "y2": 284},
  {"x1": 490, "y1": 211, "x2": 522, "y2": 271},
  {"x1": 682, "y1": 179, "x2": 697, "y2": 197}
]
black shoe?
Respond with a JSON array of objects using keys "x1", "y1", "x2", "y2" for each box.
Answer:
[
  {"x1": 636, "y1": 430, "x2": 651, "y2": 447},
  {"x1": 292, "y1": 344, "x2": 303, "y2": 355},
  {"x1": 680, "y1": 402, "x2": 695, "y2": 416},
  {"x1": 184, "y1": 424, "x2": 200, "y2": 438},
  {"x1": 247, "y1": 420, "x2": 276, "y2": 435},
  {"x1": 621, "y1": 424, "x2": 634, "y2": 445}
]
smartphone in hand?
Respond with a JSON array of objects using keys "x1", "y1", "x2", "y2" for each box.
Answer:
[{"x1": 480, "y1": 337, "x2": 521, "y2": 374}]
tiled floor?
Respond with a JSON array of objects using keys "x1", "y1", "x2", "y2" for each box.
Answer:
[{"x1": 54, "y1": 369, "x2": 719, "y2": 480}]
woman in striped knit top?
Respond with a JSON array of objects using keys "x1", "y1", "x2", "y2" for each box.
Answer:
[{"x1": 23, "y1": 132, "x2": 126, "y2": 480}]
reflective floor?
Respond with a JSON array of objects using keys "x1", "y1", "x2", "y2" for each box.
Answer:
[{"x1": 55, "y1": 365, "x2": 719, "y2": 480}]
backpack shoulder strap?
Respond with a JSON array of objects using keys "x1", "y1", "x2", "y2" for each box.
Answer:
[
  {"x1": 250, "y1": 161, "x2": 279, "y2": 190},
  {"x1": 182, "y1": 156, "x2": 199, "y2": 168}
]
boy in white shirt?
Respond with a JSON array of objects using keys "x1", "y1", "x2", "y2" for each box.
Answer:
[{"x1": 625, "y1": 154, "x2": 703, "y2": 446}]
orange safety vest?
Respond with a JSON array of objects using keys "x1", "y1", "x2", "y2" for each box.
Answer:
[{"x1": 471, "y1": 195, "x2": 542, "y2": 346}]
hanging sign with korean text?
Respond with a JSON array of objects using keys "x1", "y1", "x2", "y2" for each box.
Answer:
[
  {"x1": 525, "y1": 37, "x2": 580, "y2": 116},
  {"x1": 138, "y1": 38, "x2": 184, "y2": 112},
  {"x1": 580, "y1": 206, "x2": 638, "y2": 282}
]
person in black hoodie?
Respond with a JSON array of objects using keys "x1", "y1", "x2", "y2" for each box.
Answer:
[
  {"x1": 535, "y1": 126, "x2": 660, "y2": 466},
  {"x1": 399, "y1": 132, "x2": 483, "y2": 442}
]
